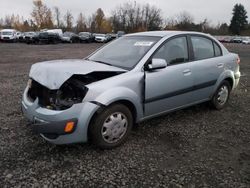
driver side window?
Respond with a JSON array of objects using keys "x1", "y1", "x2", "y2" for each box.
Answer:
[{"x1": 153, "y1": 37, "x2": 189, "y2": 65}]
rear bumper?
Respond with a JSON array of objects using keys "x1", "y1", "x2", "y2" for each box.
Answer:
[
  {"x1": 234, "y1": 71, "x2": 241, "y2": 89},
  {"x1": 234, "y1": 72, "x2": 241, "y2": 79}
]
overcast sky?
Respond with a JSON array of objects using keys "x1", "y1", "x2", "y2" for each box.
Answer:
[{"x1": 0, "y1": 0, "x2": 249, "y2": 25}]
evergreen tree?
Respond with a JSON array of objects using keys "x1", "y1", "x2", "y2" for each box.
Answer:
[{"x1": 229, "y1": 4, "x2": 248, "y2": 35}]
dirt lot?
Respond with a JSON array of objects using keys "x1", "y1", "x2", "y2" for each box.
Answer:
[{"x1": 0, "y1": 42, "x2": 249, "y2": 187}]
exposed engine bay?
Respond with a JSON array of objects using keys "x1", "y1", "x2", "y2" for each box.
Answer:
[{"x1": 28, "y1": 71, "x2": 122, "y2": 110}]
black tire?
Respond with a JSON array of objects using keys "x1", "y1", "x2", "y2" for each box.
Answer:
[
  {"x1": 210, "y1": 80, "x2": 231, "y2": 110},
  {"x1": 89, "y1": 104, "x2": 133, "y2": 149}
]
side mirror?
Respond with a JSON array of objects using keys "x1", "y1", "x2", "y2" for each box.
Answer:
[{"x1": 147, "y1": 58, "x2": 167, "y2": 71}]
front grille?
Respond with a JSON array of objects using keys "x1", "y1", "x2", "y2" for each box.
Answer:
[
  {"x1": 28, "y1": 80, "x2": 57, "y2": 108},
  {"x1": 27, "y1": 78, "x2": 88, "y2": 110}
]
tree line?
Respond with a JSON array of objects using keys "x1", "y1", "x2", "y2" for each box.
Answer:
[{"x1": 0, "y1": 0, "x2": 249, "y2": 35}]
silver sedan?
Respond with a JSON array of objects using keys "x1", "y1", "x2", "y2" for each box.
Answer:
[{"x1": 22, "y1": 31, "x2": 241, "y2": 149}]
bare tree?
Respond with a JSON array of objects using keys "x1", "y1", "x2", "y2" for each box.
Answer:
[
  {"x1": 76, "y1": 13, "x2": 87, "y2": 32},
  {"x1": 199, "y1": 18, "x2": 210, "y2": 32},
  {"x1": 164, "y1": 17, "x2": 178, "y2": 30},
  {"x1": 95, "y1": 8, "x2": 105, "y2": 33},
  {"x1": 143, "y1": 3, "x2": 163, "y2": 31},
  {"x1": 4, "y1": 15, "x2": 12, "y2": 28},
  {"x1": 54, "y1": 6, "x2": 61, "y2": 28},
  {"x1": 173, "y1": 11, "x2": 196, "y2": 30},
  {"x1": 0, "y1": 18, "x2": 4, "y2": 28},
  {"x1": 176, "y1": 11, "x2": 194, "y2": 25},
  {"x1": 31, "y1": 0, "x2": 54, "y2": 29},
  {"x1": 64, "y1": 11, "x2": 73, "y2": 31},
  {"x1": 86, "y1": 14, "x2": 95, "y2": 32},
  {"x1": 111, "y1": 2, "x2": 163, "y2": 33}
]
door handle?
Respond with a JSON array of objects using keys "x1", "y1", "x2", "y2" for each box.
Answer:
[
  {"x1": 217, "y1": 63, "x2": 224, "y2": 68},
  {"x1": 183, "y1": 69, "x2": 191, "y2": 75}
]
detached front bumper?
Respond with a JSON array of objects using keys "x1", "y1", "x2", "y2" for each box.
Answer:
[{"x1": 21, "y1": 87, "x2": 100, "y2": 144}]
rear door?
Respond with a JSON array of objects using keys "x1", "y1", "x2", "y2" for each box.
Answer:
[
  {"x1": 189, "y1": 35, "x2": 224, "y2": 100},
  {"x1": 144, "y1": 36, "x2": 195, "y2": 116}
]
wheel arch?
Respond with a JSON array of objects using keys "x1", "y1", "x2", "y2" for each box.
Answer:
[
  {"x1": 224, "y1": 77, "x2": 233, "y2": 89},
  {"x1": 87, "y1": 99, "x2": 138, "y2": 141},
  {"x1": 212, "y1": 71, "x2": 235, "y2": 97}
]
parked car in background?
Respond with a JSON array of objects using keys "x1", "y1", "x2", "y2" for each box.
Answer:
[
  {"x1": 25, "y1": 32, "x2": 39, "y2": 44},
  {"x1": 242, "y1": 37, "x2": 250, "y2": 44},
  {"x1": 231, "y1": 37, "x2": 242, "y2": 43},
  {"x1": 47, "y1": 29, "x2": 63, "y2": 37},
  {"x1": 22, "y1": 31, "x2": 241, "y2": 149},
  {"x1": 61, "y1": 32, "x2": 80, "y2": 43},
  {"x1": 26, "y1": 32, "x2": 60, "y2": 44},
  {"x1": 95, "y1": 34, "x2": 109, "y2": 43},
  {"x1": 117, "y1": 31, "x2": 125, "y2": 38},
  {"x1": 38, "y1": 32, "x2": 61, "y2": 44},
  {"x1": 18, "y1": 33, "x2": 26, "y2": 43},
  {"x1": 215, "y1": 36, "x2": 232, "y2": 43},
  {"x1": 79, "y1": 32, "x2": 95, "y2": 43},
  {"x1": 220, "y1": 36, "x2": 233, "y2": 43},
  {"x1": 0, "y1": 29, "x2": 18, "y2": 42},
  {"x1": 16, "y1": 32, "x2": 22, "y2": 41},
  {"x1": 107, "y1": 33, "x2": 117, "y2": 41}
]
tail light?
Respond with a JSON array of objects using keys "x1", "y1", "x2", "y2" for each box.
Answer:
[{"x1": 236, "y1": 56, "x2": 240, "y2": 64}]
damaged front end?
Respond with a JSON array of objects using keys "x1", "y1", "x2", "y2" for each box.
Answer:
[
  {"x1": 27, "y1": 72, "x2": 122, "y2": 110},
  {"x1": 28, "y1": 77, "x2": 88, "y2": 110}
]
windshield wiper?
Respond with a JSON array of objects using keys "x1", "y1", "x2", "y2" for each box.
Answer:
[
  {"x1": 85, "y1": 58, "x2": 128, "y2": 70},
  {"x1": 89, "y1": 60, "x2": 113, "y2": 66}
]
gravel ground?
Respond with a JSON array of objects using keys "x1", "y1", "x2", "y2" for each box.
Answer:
[{"x1": 0, "y1": 42, "x2": 249, "y2": 187}]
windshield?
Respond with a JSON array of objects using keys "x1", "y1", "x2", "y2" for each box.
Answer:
[
  {"x1": 25, "y1": 32, "x2": 35, "y2": 36},
  {"x1": 79, "y1": 32, "x2": 89, "y2": 36},
  {"x1": 40, "y1": 32, "x2": 48, "y2": 36},
  {"x1": 96, "y1": 34, "x2": 106, "y2": 37},
  {"x1": 88, "y1": 36, "x2": 160, "y2": 70},
  {"x1": 63, "y1": 32, "x2": 72, "y2": 37},
  {"x1": 2, "y1": 32, "x2": 13, "y2": 35}
]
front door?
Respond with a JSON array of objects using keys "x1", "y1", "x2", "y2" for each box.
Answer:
[{"x1": 144, "y1": 36, "x2": 195, "y2": 116}]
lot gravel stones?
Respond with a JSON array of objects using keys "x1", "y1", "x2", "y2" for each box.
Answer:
[{"x1": 0, "y1": 43, "x2": 249, "y2": 187}]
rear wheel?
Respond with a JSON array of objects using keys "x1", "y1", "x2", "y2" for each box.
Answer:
[
  {"x1": 89, "y1": 104, "x2": 133, "y2": 149},
  {"x1": 210, "y1": 80, "x2": 231, "y2": 110}
]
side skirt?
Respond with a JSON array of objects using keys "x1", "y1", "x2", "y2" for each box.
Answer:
[{"x1": 138, "y1": 98, "x2": 210, "y2": 123}]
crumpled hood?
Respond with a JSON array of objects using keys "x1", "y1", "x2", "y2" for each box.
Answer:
[{"x1": 29, "y1": 59, "x2": 126, "y2": 89}]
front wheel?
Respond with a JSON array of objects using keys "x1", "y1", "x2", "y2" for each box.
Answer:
[
  {"x1": 89, "y1": 104, "x2": 133, "y2": 149},
  {"x1": 210, "y1": 80, "x2": 231, "y2": 110}
]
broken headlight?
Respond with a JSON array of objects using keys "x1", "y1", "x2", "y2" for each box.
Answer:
[
  {"x1": 51, "y1": 78, "x2": 88, "y2": 110},
  {"x1": 27, "y1": 78, "x2": 88, "y2": 110}
]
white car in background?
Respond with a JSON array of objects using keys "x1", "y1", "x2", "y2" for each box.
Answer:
[
  {"x1": 0, "y1": 29, "x2": 18, "y2": 42},
  {"x1": 16, "y1": 31, "x2": 22, "y2": 40},
  {"x1": 242, "y1": 37, "x2": 250, "y2": 44},
  {"x1": 95, "y1": 34, "x2": 109, "y2": 43}
]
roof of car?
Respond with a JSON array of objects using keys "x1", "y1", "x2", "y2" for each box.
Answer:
[
  {"x1": 0, "y1": 29, "x2": 17, "y2": 32},
  {"x1": 126, "y1": 30, "x2": 208, "y2": 37}
]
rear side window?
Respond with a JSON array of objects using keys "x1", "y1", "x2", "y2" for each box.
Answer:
[
  {"x1": 191, "y1": 36, "x2": 214, "y2": 60},
  {"x1": 153, "y1": 36, "x2": 189, "y2": 65},
  {"x1": 214, "y1": 42, "x2": 222, "y2": 57}
]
